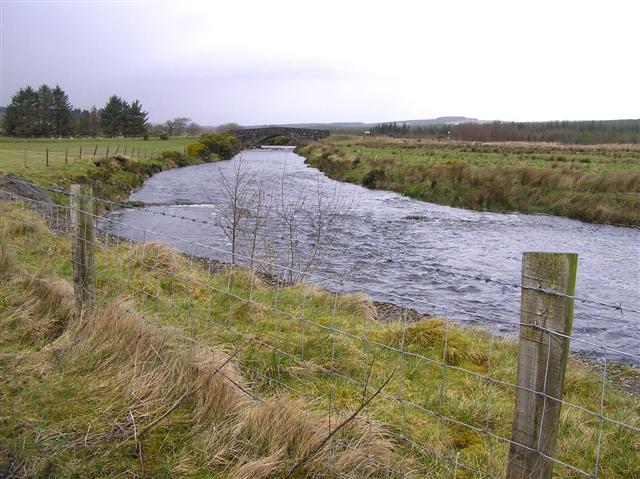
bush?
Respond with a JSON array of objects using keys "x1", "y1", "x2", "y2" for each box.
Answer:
[
  {"x1": 159, "y1": 132, "x2": 169, "y2": 140},
  {"x1": 267, "y1": 135, "x2": 293, "y2": 146},
  {"x1": 199, "y1": 133, "x2": 241, "y2": 160},
  {"x1": 361, "y1": 169, "x2": 386, "y2": 189},
  {"x1": 159, "y1": 150, "x2": 200, "y2": 168},
  {"x1": 187, "y1": 142, "x2": 208, "y2": 159},
  {"x1": 92, "y1": 155, "x2": 130, "y2": 170},
  {"x1": 143, "y1": 133, "x2": 149, "y2": 141}
]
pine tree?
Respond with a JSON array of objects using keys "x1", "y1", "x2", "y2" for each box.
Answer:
[
  {"x1": 3, "y1": 87, "x2": 39, "y2": 136},
  {"x1": 100, "y1": 95, "x2": 127, "y2": 137},
  {"x1": 125, "y1": 100, "x2": 148, "y2": 136},
  {"x1": 51, "y1": 85, "x2": 72, "y2": 136},
  {"x1": 36, "y1": 85, "x2": 53, "y2": 136}
]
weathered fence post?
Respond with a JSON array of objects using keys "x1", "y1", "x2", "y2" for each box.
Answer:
[
  {"x1": 79, "y1": 146, "x2": 83, "y2": 160},
  {"x1": 105, "y1": 145, "x2": 110, "y2": 160},
  {"x1": 70, "y1": 184, "x2": 96, "y2": 318},
  {"x1": 92, "y1": 144, "x2": 98, "y2": 159},
  {"x1": 45, "y1": 148, "x2": 49, "y2": 167},
  {"x1": 507, "y1": 252, "x2": 578, "y2": 479},
  {"x1": 65, "y1": 146, "x2": 69, "y2": 165}
]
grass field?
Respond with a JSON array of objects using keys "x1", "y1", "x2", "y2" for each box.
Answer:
[
  {"x1": 1, "y1": 202, "x2": 638, "y2": 478},
  {"x1": 0, "y1": 137, "x2": 201, "y2": 202},
  {"x1": 299, "y1": 137, "x2": 640, "y2": 226},
  {"x1": 0, "y1": 136, "x2": 195, "y2": 190}
]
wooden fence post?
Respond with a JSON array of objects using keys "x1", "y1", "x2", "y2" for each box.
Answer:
[
  {"x1": 46, "y1": 148, "x2": 49, "y2": 167},
  {"x1": 65, "y1": 146, "x2": 69, "y2": 165},
  {"x1": 79, "y1": 146, "x2": 83, "y2": 160},
  {"x1": 93, "y1": 144, "x2": 98, "y2": 159},
  {"x1": 70, "y1": 184, "x2": 96, "y2": 318},
  {"x1": 507, "y1": 252, "x2": 578, "y2": 479},
  {"x1": 105, "y1": 145, "x2": 110, "y2": 159}
]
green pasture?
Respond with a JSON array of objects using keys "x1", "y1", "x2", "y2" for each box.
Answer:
[{"x1": 0, "y1": 136, "x2": 195, "y2": 188}]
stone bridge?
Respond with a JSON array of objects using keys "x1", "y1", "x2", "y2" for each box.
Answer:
[{"x1": 230, "y1": 127, "x2": 330, "y2": 148}]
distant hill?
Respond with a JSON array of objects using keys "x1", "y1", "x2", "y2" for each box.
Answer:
[
  {"x1": 400, "y1": 117, "x2": 479, "y2": 127},
  {"x1": 241, "y1": 117, "x2": 479, "y2": 131}
]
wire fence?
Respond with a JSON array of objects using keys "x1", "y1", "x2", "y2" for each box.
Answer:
[
  {"x1": 0, "y1": 144, "x2": 168, "y2": 167},
  {"x1": 1, "y1": 184, "x2": 639, "y2": 479}
]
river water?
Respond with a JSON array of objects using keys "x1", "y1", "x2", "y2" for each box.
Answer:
[{"x1": 104, "y1": 149, "x2": 640, "y2": 362}]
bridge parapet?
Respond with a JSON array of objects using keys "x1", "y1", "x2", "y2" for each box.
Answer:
[{"x1": 230, "y1": 127, "x2": 330, "y2": 148}]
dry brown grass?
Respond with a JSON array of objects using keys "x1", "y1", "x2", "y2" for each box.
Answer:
[
  {"x1": 1, "y1": 246, "x2": 396, "y2": 478},
  {"x1": 127, "y1": 241, "x2": 190, "y2": 275},
  {"x1": 0, "y1": 205, "x2": 48, "y2": 237},
  {"x1": 383, "y1": 319, "x2": 487, "y2": 366},
  {"x1": 304, "y1": 139, "x2": 640, "y2": 225},
  {"x1": 0, "y1": 239, "x2": 14, "y2": 279},
  {"x1": 1, "y1": 275, "x2": 73, "y2": 344},
  {"x1": 338, "y1": 292, "x2": 379, "y2": 322}
]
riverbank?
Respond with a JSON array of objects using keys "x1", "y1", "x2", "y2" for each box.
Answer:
[
  {"x1": 298, "y1": 137, "x2": 640, "y2": 227},
  {"x1": 1, "y1": 201, "x2": 638, "y2": 478},
  {"x1": 0, "y1": 136, "x2": 201, "y2": 204}
]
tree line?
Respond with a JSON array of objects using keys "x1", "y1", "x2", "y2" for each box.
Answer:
[
  {"x1": 2, "y1": 85, "x2": 149, "y2": 138},
  {"x1": 371, "y1": 120, "x2": 640, "y2": 144}
]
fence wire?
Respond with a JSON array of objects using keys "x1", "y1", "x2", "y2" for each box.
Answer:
[{"x1": 1, "y1": 186, "x2": 639, "y2": 479}]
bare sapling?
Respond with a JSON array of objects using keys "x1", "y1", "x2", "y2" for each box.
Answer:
[
  {"x1": 269, "y1": 170, "x2": 352, "y2": 283},
  {"x1": 244, "y1": 177, "x2": 271, "y2": 269},
  {"x1": 218, "y1": 155, "x2": 255, "y2": 265},
  {"x1": 216, "y1": 154, "x2": 352, "y2": 284}
]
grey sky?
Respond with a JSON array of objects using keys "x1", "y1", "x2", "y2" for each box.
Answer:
[{"x1": 1, "y1": 0, "x2": 638, "y2": 125}]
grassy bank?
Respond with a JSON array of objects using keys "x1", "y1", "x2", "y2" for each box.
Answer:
[
  {"x1": 0, "y1": 137, "x2": 198, "y2": 202},
  {"x1": 1, "y1": 202, "x2": 638, "y2": 477},
  {"x1": 299, "y1": 137, "x2": 640, "y2": 226}
]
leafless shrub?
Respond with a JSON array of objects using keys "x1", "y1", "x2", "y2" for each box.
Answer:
[{"x1": 217, "y1": 155, "x2": 353, "y2": 283}]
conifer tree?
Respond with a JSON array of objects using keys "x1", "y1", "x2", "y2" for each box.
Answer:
[
  {"x1": 3, "y1": 87, "x2": 39, "y2": 136},
  {"x1": 125, "y1": 100, "x2": 148, "y2": 136},
  {"x1": 36, "y1": 85, "x2": 53, "y2": 136},
  {"x1": 51, "y1": 85, "x2": 72, "y2": 136},
  {"x1": 100, "y1": 95, "x2": 128, "y2": 137}
]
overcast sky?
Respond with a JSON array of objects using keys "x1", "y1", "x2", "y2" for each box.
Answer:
[{"x1": 1, "y1": 0, "x2": 638, "y2": 125}]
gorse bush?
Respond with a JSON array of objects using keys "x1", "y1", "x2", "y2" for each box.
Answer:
[
  {"x1": 187, "y1": 142, "x2": 208, "y2": 159},
  {"x1": 267, "y1": 135, "x2": 293, "y2": 145},
  {"x1": 199, "y1": 132, "x2": 241, "y2": 160}
]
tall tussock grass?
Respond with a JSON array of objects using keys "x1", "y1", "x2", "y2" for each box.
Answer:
[
  {"x1": 1, "y1": 203, "x2": 638, "y2": 478},
  {"x1": 302, "y1": 141, "x2": 640, "y2": 226},
  {"x1": 0, "y1": 243, "x2": 395, "y2": 478}
]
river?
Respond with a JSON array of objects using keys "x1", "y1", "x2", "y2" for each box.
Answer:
[{"x1": 104, "y1": 148, "x2": 640, "y2": 362}]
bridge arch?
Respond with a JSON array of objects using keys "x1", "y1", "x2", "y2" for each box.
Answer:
[{"x1": 230, "y1": 127, "x2": 330, "y2": 149}]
